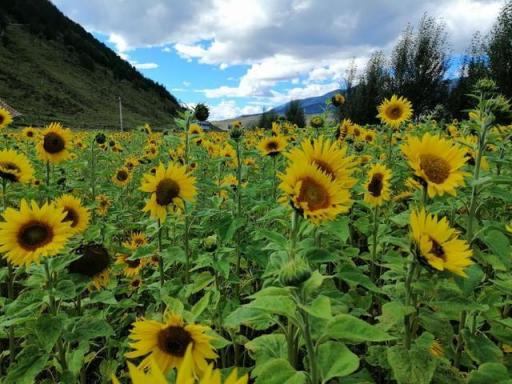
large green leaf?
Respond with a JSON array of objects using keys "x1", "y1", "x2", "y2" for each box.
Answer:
[
  {"x1": 462, "y1": 329, "x2": 503, "y2": 364},
  {"x1": 4, "y1": 345, "x2": 49, "y2": 384},
  {"x1": 468, "y1": 363, "x2": 512, "y2": 384},
  {"x1": 35, "y1": 314, "x2": 66, "y2": 352},
  {"x1": 253, "y1": 358, "x2": 307, "y2": 384},
  {"x1": 299, "y1": 295, "x2": 332, "y2": 320},
  {"x1": 317, "y1": 341, "x2": 359, "y2": 383},
  {"x1": 323, "y1": 314, "x2": 394, "y2": 343},
  {"x1": 245, "y1": 333, "x2": 288, "y2": 363},
  {"x1": 387, "y1": 345, "x2": 437, "y2": 384}
]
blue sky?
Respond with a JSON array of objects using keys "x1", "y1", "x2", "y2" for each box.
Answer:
[{"x1": 53, "y1": 0, "x2": 503, "y2": 120}]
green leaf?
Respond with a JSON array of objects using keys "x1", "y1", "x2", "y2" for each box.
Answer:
[
  {"x1": 190, "y1": 291, "x2": 211, "y2": 320},
  {"x1": 253, "y1": 358, "x2": 307, "y2": 384},
  {"x1": 468, "y1": 363, "x2": 512, "y2": 384},
  {"x1": 324, "y1": 216, "x2": 350, "y2": 243},
  {"x1": 68, "y1": 317, "x2": 114, "y2": 341},
  {"x1": 317, "y1": 341, "x2": 359, "y2": 383},
  {"x1": 462, "y1": 329, "x2": 503, "y2": 364},
  {"x1": 67, "y1": 341, "x2": 90, "y2": 375},
  {"x1": 223, "y1": 306, "x2": 275, "y2": 330},
  {"x1": 255, "y1": 229, "x2": 288, "y2": 251},
  {"x1": 304, "y1": 247, "x2": 337, "y2": 263},
  {"x1": 249, "y1": 295, "x2": 297, "y2": 319},
  {"x1": 299, "y1": 295, "x2": 332, "y2": 320},
  {"x1": 378, "y1": 302, "x2": 415, "y2": 331},
  {"x1": 323, "y1": 314, "x2": 394, "y2": 343},
  {"x1": 387, "y1": 345, "x2": 437, "y2": 384},
  {"x1": 482, "y1": 230, "x2": 511, "y2": 269},
  {"x1": 245, "y1": 333, "x2": 288, "y2": 363},
  {"x1": 303, "y1": 271, "x2": 329, "y2": 294},
  {"x1": 54, "y1": 279, "x2": 77, "y2": 300},
  {"x1": 4, "y1": 346, "x2": 49, "y2": 384},
  {"x1": 338, "y1": 264, "x2": 380, "y2": 293},
  {"x1": 35, "y1": 314, "x2": 66, "y2": 352}
]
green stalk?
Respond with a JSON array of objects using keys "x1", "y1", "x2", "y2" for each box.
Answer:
[
  {"x1": 184, "y1": 203, "x2": 190, "y2": 284},
  {"x1": 43, "y1": 261, "x2": 68, "y2": 372},
  {"x1": 90, "y1": 139, "x2": 97, "y2": 224},
  {"x1": 289, "y1": 210, "x2": 300, "y2": 261},
  {"x1": 272, "y1": 155, "x2": 277, "y2": 200},
  {"x1": 370, "y1": 206, "x2": 379, "y2": 281},
  {"x1": 157, "y1": 219, "x2": 164, "y2": 287},
  {"x1": 403, "y1": 260, "x2": 418, "y2": 350},
  {"x1": 234, "y1": 138, "x2": 243, "y2": 298}
]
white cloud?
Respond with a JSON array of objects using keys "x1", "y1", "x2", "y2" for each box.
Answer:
[
  {"x1": 134, "y1": 62, "x2": 159, "y2": 70},
  {"x1": 209, "y1": 100, "x2": 264, "y2": 120}
]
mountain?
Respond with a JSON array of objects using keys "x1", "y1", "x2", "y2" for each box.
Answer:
[
  {"x1": 0, "y1": 0, "x2": 182, "y2": 130},
  {"x1": 270, "y1": 89, "x2": 341, "y2": 115}
]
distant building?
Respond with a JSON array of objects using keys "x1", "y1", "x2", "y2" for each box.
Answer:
[{"x1": 0, "y1": 98, "x2": 22, "y2": 117}]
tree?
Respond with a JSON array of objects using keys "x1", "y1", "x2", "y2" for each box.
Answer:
[
  {"x1": 257, "y1": 110, "x2": 279, "y2": 129},
  {"x1": 285, "y1": 100, "x2": 306, "y2": 128},
  {"x1": 487, "y1": 1, "x2": 512, "y2": 97},
  {"x1": 390, "y1": 14, "x2": 449, "y2": 115}
]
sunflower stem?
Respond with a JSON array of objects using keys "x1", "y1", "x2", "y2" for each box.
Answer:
[
  {"x1": 157, "y1": 219, "x2": 164, "y2": 288},
  {"x1": 404, "y1": 258, "x2": 418, "y2": 350},
  {"x1": 386, "y1": 125, "x2": 393, "y2": 165},
  {"x1": 370, "y1": 206, "x2": 379, "y2": 282},
  {"x1": 272, "y1": 155, "x2": 277, "y2": 200},
  {"x1": 234, "y1": 137, "x2": 243, "y2": 301},
  {"x1": 297, "y1": 292, "x2": 320, "y2": 384},
  {"x1": 184, "y1": 203, "x2": 190, "y2": 284},
  {"x1": 45, "y1": 161, "x2": 51, "y2": 202},
  {"x1": 43, "y1": 260, "x2": 68, "y2": 372},
  {"x1": 289, "y1": 210, "x2": 300, "y2": 261},
  {"x1": 90, "y1": 139, "x2": 97, "y2": 224}
]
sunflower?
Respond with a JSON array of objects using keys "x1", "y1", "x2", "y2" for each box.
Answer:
[
  {"x1": 36, "y1": 122, "x2": 72, "y2": 164},
  {"x1": 22, "y1": 126, "x2": 38, "y2": 140},
  {"x1": 0, "y1": 108, "x2": 13, "y2": 129},
  {"x1": 125, "y1": 156, "x2": 139, "y2": 171},
  {"x1": 279, "y1": 159, "x2": 353, "y2": 224},
  {"x1": 140, "y1": 163, "x2": 197, "y2": 222},
  {"x1": 54, "y1": 194, "x2": 90, "y2": 234},
  {"x1": 401, "y1": 133, "x2": 468, "y2": 197},
  {"x1": 363, "y1": 129, "x2": 376, "y2": 144},
  {"x1": 123, "y1": 231, "x2": 149, "y2": 250},
  {"x1": 0, "y1": 149, "x2": 35, "y2": 184},
  {"x1": 116, "y1": 253, "x2": 147, "y2": 277},
  {"x1": 177, "y1": 346, "x2": 248, "y2": 384},
  {"x1": 336, "y1": 119, "x2": 352, "y2": 141},
  {"x1": 410, "y1": 208, "x2": 473, "y2": 277},
  {"x1": 96, "y1": 194, "x2": 111, "y2": 217},
  {"x1": 458, "y1": 135, "x2": 489, "y2": 171},
  {"x1": 189, "y1": 123, "x2": 203, "y2": 135},
  {"x1": 429, "y1": 340, "x2": 444, "y2": 358},
  {"x1": 258, "y1": 136, "x2": 287, "y2": 157},
  {"x1": 69, "y1": 243, "x2": 111, "y2": 289},
  {"x1": 112, "y1": 358, "x2": 166, "y2": 384},
  {"x1": 377, "y1": 95, "x2": 413, "y2": 128},
  {"x1": 125, "y1": 314, "x2": 217, "y2": 374},
  {"x1": 285, "y1": 136, "x2": 357, "y2": 188},
  {"x1": 112, "y1": 167, "x2": 132, "y2": 187},
  {"x1": 331, "y1": 93, "x2": 345, "y2": 107},
  {"x1": 0, "y1": 200, "x2": 73, "y2": 266},
  {"x1": 364, "y1": 164, "x2": 392, "y2": 207}
]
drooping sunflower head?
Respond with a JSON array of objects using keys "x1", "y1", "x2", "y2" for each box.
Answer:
[
  {"x1": 54, "y1": 194, "x2": 90, "y2": 234},
  {"x1": 401, "y1": 133, "x2": 468, "y2": 197},
  {"x1": 0, "y1": 149, "x2": 35, "y2": 184},
  {"x1": 410, "y1": 208, "x2": 473, "y2": 277},
  {"x1": 125, "y1": 314, "x2": 217, "y2": 375},
  {"x1": 96, "y1": 194, "x2": 112, "y2": 217},
  {"x1": 363, "y1": 163, "x2": 392, "y2": 207},
  {"x1": 0, "y1": 200, "x2": 73, "y2": 266},
  {"x1": 140, "y1": 163, "x2": 197, "y2": 222},
  {"x1": 69, "y1": 243, "x2": 111, "y2": 290},
  {"x1": 112, "y1": 167, "x2": 132, "y2": 187},
  {"x1": 285, "y1": 136, "x2": 357, "y2": 188},
  {"x1": 331, "y1": 93, "x2": 345, "y2": 107},
  {"x1": 279, "y1": 159, "x2": 353, "y2": 224},
  {"x1": 0, "y1": 108, "x2": 13, "y2": 130},
  {"x1": 258, "y1": 136, "x2": 287, "y2": 157},
  {"x1": 36, "y1": 122, "x2": 73, "y2": 164},
  {"x1": 377, "y1": 95, "x2": 413, "y2": 129}
]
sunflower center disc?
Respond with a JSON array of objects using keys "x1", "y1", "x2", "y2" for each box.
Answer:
[
  {"x1": 266, "y1": 141, "x2": 278, "y2": 151},
  {"x1": 157, "y1": 325, "x2": 193, "y2": 357},
  {"x1": 299, "y1": 177, "x2": 329, "y2": 211},
  {"x1": 43, "y1": 132, "x2": 65, "y2": 154},
  {"x1": 63, "y1": 207, "x2": 79, "y2": 227},
  {"x1": 419, "y1": 154, "x2": 450, "y2": 184},
  {"x1": 429, "y1": 237, "x2": 447, "y2": 261},
  {"x1": 156, "y1": 178, "x2": 180, "y2": 205},
  {"x1": 19, "y1": 222, "x2": 52, "y2": 250},
  {"x1": 0, "y1": 115, "x2": 4, "y2": 124},
  {"x1": 0, "y1": 162, "x2": 20, "y2": 182},
  {"x1": 368, "y1": 173, "x2": 384, "y2": 197},
  {"x1": 69, "y1": 244, "x2": 110, "y2": 277},
  {"x1": 388, "y1": 106, "x2": 402, "y2": 119},
  {"x1": 125, "y1": 258, "x2": 141, "y2": 268},
  {"x1": 117, "y1": 170, "x2": 128, "y2": 181}
]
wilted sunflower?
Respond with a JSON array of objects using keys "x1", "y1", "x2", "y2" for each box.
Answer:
[
  {"x1": 125, "y1": 314, "x2": 217, "y2": 374},
  {"x1": 377, "y1": 95, "x2": 413, "y2": 128},
  {"x1": 36, "y1": 122, "x2": 72, "y2": 164},
  {"x1": 0, "y1": 149, "x2": 35, "y2": 184},
  {"x1": 285, "y1": 136, "x2": 357, "y2": 188},
  {"x1": 54, "y1": 194, "x2": 90, "y2": 234},
  {"x1": 364, "y1": 164, "x2": 392, "y2": 207},
  {"x1": 140, "y1": 163, "x2": 196, "y2": 222},
  {"x1": 279, "y1": 159, "x2": 353, "y2": 224},
  {"x1": 0, "y1": 200, "x2": 73, "y2": 266},
  {"x1": 22, "y1": 126, "x2": 38, "y2": 140},
  {"x1": 258, "y1": 136, "x2": 287, "y2": 157},
  {"x1": 401, "y1": 133, "x2": 468, "y2": 197},
  {"x1": 112, "y1": 167, "x2": 132, "y2": 187},
  {"x1": 69, "y1": 243, "x2": 111, "y2": 289},
  {"x1": 0, "y1": 107, "x2": 13, "y2": 129},
  {"x1": 410, "y1": 208, "x2": 473, "y2": 277}
]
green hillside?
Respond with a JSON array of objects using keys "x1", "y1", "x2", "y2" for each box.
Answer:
[{"x1": 0, "y1": 0, "x2": 182, "y2": 130}]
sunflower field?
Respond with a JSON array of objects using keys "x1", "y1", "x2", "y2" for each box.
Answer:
[{"x1": 0, "y1": 79, "x2": 512, "y2": 384}]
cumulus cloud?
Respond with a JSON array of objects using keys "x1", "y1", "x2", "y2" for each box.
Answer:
[
  {"x1": 209, "y1": 100, "x2": 263, "y2": 120},
  {"x1": 134, "y1": 62, "x2": 159, "y2": 70},
  {"x1": 52, "y1": 0, "x2": 503, "y2": 118}
]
